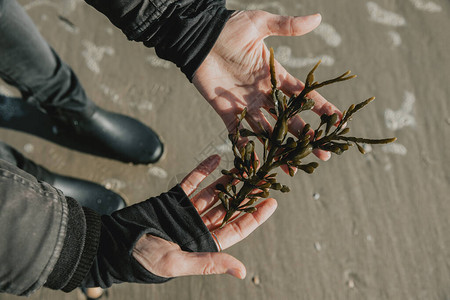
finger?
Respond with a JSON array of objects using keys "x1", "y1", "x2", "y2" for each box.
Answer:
[
  {"x1": 254, "y1": 113, "x2": 300, "y2": 176},
  {"x1": 278, "y1": 66, "x2": 342, "y2": 117},
  {"x1": 173, "y1": 251, "x2": 246, "y2": 279},
  {"x1": 245, "y1": 109, "x2": 273, "y2": 136},
  {"x1": 313, "y1": 148, "x2": 331, "y2": 161},
  {"x1": 264, "y1": 13, "x2": 322, "y2": 37},
  {"x1": 286, "y1": 114, "x2": 307, "y2": 137},
  {"x1": 180, "y1": 155, "x2": 221, "y2": 196},
  {"x1": 202, "y1": 206, "x2": 241, "y2": 231},
  {"x1": 285, "y1": 114, "x2": 329, "y2": 161},
  {"x1": 221, "y1": 113, "x2": 249, "y2": 149},
  {"x1": 191, "y1": 174, "x2": 232, "y2": 215},
  {"x1": 221, "y1": 113, "x2": 240, "y2": 133},
  {"x1": 278, "y1": 68, "x2": 339, "y2": 162},
  {"x1": 310, "y1": 89, "x2": 343, "y2": 118},
  {"x1": 280, "y1": 164, "x2": 297, "y2": 176},
  {"x1": 243, "y1": 107, "x2": 294, "y2": 176},
  {"x1": 264, "y1": 96, "x2": 331, "y2": 163},
  {"x1": 213, "y1": 198, "x2": 277, "y2": 249}
]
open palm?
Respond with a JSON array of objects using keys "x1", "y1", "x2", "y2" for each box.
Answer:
[{"x1": 193, "y1": 11, "x2": 341, "y2": 160}]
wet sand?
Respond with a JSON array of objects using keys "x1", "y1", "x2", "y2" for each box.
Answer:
[{"x1": 1, "y1": 0, "x2": 449, "y2": 299}]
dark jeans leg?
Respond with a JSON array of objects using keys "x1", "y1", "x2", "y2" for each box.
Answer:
[
  {"x1": 0, "y1": 141, "x2": 54, "y2": 183},
  {"x1": 0, "y1": 158, "x2": 68, "y2": 296},
  {"x1": 0, "y1": 141, "x2": 126, "y2": 214},
  {"x1": 0, "y1": 0, "x2": 95, "y2": 119}
]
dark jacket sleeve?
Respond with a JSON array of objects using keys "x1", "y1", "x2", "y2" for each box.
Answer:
[{"x1": 84, "y1": 0, "x2": 233, "y2": 80}]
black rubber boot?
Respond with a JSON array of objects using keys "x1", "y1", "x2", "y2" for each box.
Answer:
[
  {"x1": 0, "y1": 141, "x2": 126, "y2": 215},
  {"x1": 55, "y1": 106, "x2": 164, "y2": 164},
  {"x1": 0, "y1": 95, "x2": 164, "y2": 165},
  {"x1": 51, "y1": 174, "x2": 126, "y2": 215}
]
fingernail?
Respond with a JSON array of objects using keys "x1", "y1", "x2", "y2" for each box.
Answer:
[
  {"x1": 322, "y1": 152, "x2": 331, "y2": 161},
  {"x1": 204, "y1": 154, "x2": 221, "y2": 166},
  {"x1": 227, "y1": 268, "x2": 245, "y2": 279},
  {"x1": 308, "y1": 13, "x2": 321, "y2": 22}
]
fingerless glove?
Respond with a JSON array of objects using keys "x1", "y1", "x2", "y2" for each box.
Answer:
[{"x1": 85, "y1": 185, "x2": 217, "y2": 288}]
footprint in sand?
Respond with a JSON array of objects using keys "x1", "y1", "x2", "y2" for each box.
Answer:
[
  {"x1": 274, "y1": 46, "x2": 334, "y2": 68},
  {"x1": 314, "y1": 22, "x2": 342, "y2": 48},
  {"x1": 81, "y1": 40, "x2": 114, "y2": 74},
  {"x1": 387, "y1": 30, "x2": 402, "y2": 47},
  {"x1": 23, "y1": 0, "x2": 82, "y2": 14},
  {"x1": 384, "y1": 91, "x2": 416, "y2": 131},
  {"x1": 100, "y1": 84, "x2": 120, "y2": 103},
  {"x1": 148, "y1": 166, "x2": 168, "y2": 179},
  {"x1": 366, "y1": 2, "x2": 406, "y2": 27},
  {"x1": 146, "y1": 55, "x2": 172, "y2": 69},
  {"x1": 409, "y1": 0, "x2": 442, "y2": 13},
  {"x1": 102, "y1": 178, "x2": 127, "y2": 191},
  {"x1": 227, "y1": 0, "x2": 287, "y2": 15},
  {"x1": 382, "y1": 143, "x2": 408, "y2": 155}
]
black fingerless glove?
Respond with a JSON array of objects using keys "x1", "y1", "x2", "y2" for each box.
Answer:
[{"x1": 82, "y1": 184, "x2": 217, "y2": 288}]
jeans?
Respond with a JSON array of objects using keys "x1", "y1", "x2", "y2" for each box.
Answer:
[
  {"x1": 0, "y1": 0, "x2": 95, "y2": 119},
  {"x1": 0, "y1": 157, "x2": 68, "y2": 296},
  {"x1": 0, "y1": 141, "x2": 54, "y2": 184},
  {"x1": 0, "y1": 1, "x2": 98, "y2": 213}
]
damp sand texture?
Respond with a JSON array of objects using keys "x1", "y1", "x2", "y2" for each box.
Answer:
[{"x1": 0, "y1": 0, "x2": 449, "y2": 300}]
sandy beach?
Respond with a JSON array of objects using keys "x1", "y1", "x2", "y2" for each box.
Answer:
[{"x1": 1, "y1": 0, "x2": 449, "y2": 299}]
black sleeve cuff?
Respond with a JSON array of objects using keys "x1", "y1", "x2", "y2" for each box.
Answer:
[
  {"x1": 62, "y1": 207, "x2": 101, "y2": 292},
  {"x1": 44, "y1": 198, "x2": 101, "y2": 292}
]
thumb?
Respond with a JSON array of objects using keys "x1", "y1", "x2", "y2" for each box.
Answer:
[
  {"x1": 176, "y1": 251, "x2": 246, "y2": 279},
  {"x1": 264, "y1": 13, "x2": 322, "y2": 37}
]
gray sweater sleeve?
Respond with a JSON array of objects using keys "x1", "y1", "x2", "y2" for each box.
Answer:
[{"x1": 0, "y1": 159, "x2": 68, "y2": 296}]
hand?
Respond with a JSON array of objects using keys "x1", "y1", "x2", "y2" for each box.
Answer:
[
  {"x1": 193, "y1": 11, "x2": 341, "y2": 161},
  {"x1": 132, "y1": 155, "x2": 277, "y2": 279}
]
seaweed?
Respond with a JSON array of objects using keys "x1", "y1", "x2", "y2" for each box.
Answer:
[{"x1": 216, "y1": 48, "x2": 396, "y2": 225}]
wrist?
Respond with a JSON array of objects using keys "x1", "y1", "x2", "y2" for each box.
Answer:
[{"x1": 153, "y1": 6, "x2": 234, "y2": 81}]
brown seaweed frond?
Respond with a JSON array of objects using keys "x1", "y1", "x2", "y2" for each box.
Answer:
[{"x1": 216, "y1": 48, "x2": 396, "y2": 225}]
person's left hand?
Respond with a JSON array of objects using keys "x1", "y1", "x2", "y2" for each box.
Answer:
[
  {"x1": 132, "y1": 155, "x2": 277, "y2": 279},
  {"x1": 193, "y1": 11, "x2": 341, "y2": 161}
]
